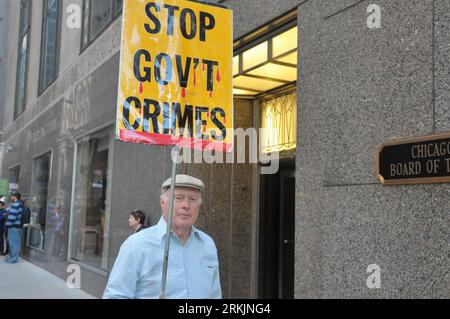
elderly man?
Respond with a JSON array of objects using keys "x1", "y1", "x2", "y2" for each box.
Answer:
[{"x1": 103, "y1": 175, "x2": 221, "y2": 299}]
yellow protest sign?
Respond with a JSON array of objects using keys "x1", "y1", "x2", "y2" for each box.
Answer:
[{"x1": 115, "y1": 0, "x2": 233, "y2": 152}]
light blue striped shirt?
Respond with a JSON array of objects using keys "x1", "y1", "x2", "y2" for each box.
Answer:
[{"x1": 103, "y1": 217, "x2": 222, "y2": 299}]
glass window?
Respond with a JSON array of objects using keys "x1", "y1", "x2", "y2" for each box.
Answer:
[
  {"x1": 39, "y1": 0, "x2": 60, "y2": 92},
  {"x1": 114, "y1": 0, "x2": 123, "y2": 15},
  {"x1": 27, "y1": 152, "x2": 52, "y2": 251},
  {"x1": 260, "y1": 92, "x2": 297, "y2": 154},
  {"x1": 247, "y1": 63, "x2": 297, "y2": 82},
  {"x1": 18, "y1": 0, "x2": 31, "y2": 34},
  {"x1": 14, "y1": 0, "x2": 31, "y2": 119},
  {"x1": 275, "y1": 52, "x2": 297, "y2": 65},
  {"x1": 8, "y1": 166, "x2": 20, "y2": 194},
  {"x1": 15, "y1": 35, "x2": 28, "y2": 115},
  {"x1": 82, "y1": 0, "x2": 122, "y2": 49},
  {"x1": 242, "y1": 41, "x2": 268, "y2": 71},
  {"x1": 70, "y1": 127, "x2": 113, "y2": 270},
  {"x1": 272, "y1": 27, "x2": 297, "y2": 58},
  {"x1": 233, "y1": 55, "x2": 240, "y2": 76},
  {"x1": 90, "y1": 0, "x2": 112, "y2": 39},
  {"x1": 82, "y1": 0, "x2": 90, "y2": 48},
  {"x1": 233, "y1": 25, "x2": 298, "y2": 96},
  {"x1": 234, "y1": 75, "x2": 282, "y2": 92}
]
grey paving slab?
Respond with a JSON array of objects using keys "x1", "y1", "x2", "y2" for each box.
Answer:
[{"x1": 0, "y1": 256, "x2": 96, "y2": 299}]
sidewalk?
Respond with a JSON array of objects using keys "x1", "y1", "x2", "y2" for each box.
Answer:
[{"x1": 0, "y1": 256, "x2": 96, "y2": 299}]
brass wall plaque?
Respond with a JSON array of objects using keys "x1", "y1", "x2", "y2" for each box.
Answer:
[{"x1": 376, "y1": 132, "x2": 450, "y2": 185}]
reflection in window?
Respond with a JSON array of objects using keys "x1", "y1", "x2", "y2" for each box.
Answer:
[
  {"x1": 70, "y1": 127, "x2": 113, "y2": 270},
  {"x1": 39, "y1": 0, "x2": 60, "y2": 92},
  {"x1": 27, "y1": 152, "x2": 52, "y2": 250},
  {"x1": 90, "y1": 0, "x2": 112, "y2": 39},
  {"x1": 82, "y1": 0, "x2": 122, "y2": 49},
  {"x1": 8, "y1": 166, "x2": 20, "y2": 194},
  {"x1": 15, "y1": 0, "x2": 31, "y2": 118},
  {"x1": 260, "y1": 92, "x2": 297, "y2": 154}
]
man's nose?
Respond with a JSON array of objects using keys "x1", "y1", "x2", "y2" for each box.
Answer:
[{"x1": 180, "y1": 198, "x2": 191, "y2": 209}]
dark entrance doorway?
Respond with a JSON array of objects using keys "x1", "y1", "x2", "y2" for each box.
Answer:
[{"x1": 258, "y1": 159, "x2": 295, "y2": 298}]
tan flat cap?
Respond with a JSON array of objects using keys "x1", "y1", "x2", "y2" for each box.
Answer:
[{"x1": 161, "y1": 174, "x2": 205, "y2": 191}]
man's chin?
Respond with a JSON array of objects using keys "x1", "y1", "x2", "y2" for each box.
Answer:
[
  {"x1": 177, "y1": 214, "x2": 192, "y2": 221},
  {"x1": 175, "y1": 219, "x2": 193, "y2": 229}
]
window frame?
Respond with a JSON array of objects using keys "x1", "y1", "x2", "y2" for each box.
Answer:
[
  {"x1": 233, "y1": 19, "x2": 298, "y2": 98},
  {"x1": 259, "y1": 89, "x2": 297, "y2": 155},
  {"x1": 27, "y1": 149, "x2": 54, "y2": 252},
  {"x1": 38, "y1": 0, "x2": 62, "y2": 96},
  {"x1": 14, "y1": 0, "x2": 32, "y2": 120},
  {"x1": 80, "y1": 0, "x2": 123, "y2": 53},
  {"x1": 68, "y1": 123, "x2": 115, "y2": 274},
  {"x1": 8, "y1": 164, "x2": 21, "y2": 192}
]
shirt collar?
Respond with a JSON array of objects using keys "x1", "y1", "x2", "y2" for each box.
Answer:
[
  {"x1": 155, "y1": 216, "x2": 203, "y2": 242},
  {"x1": 155, "y1": 217, "x2": 168, "y2": 240}
]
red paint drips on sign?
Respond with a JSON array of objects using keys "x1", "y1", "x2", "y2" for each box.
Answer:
[
  {"x1": 139, "y1": 82, "x2": 143, "y2": 94},
  {"x1": 182, "y1": 87, "x2": 186, "y2": 98},
  {"x1": 216, "y1": 68, "x2": 221, "y2": 82}
]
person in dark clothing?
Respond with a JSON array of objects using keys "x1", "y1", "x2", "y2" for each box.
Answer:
[
  {"x1": 5, "y1": 192, "x2": 24, "y2": 263},
  {"x1": 128, "y1": 210, "x2": 147, "y2": 234},
  {"x1": 0, "y1": 201, "x2": 6, "y2": 255}
]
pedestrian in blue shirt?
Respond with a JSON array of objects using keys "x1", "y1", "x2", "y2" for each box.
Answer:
[
  {"x1": 0, "y1": 200, "x2": 7, "y2": 255},
  {"x1": 5, "y1": 192, "x2": 24, "y2": 263},
  {"x1": 103, "y1": 174, "x2": 222, "y2": 299}
]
